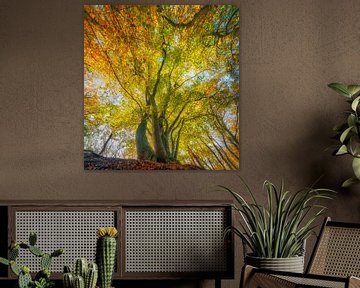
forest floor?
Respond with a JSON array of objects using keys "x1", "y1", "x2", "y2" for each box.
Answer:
[{"x1": 84, "y1": 151, "x2": 203, "y2": 170}]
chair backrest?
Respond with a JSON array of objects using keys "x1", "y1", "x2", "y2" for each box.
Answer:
[{"x1": 307, "y1": 217, "x2": 360, "y2": 277}]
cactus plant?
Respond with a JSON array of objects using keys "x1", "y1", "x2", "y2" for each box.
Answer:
[
  {"x1": 19, "y1": 268, "x2": 32, "y2": 288},
  {"x1": 9, "y1": 246, "x2": 19, "y2": 260},
  {"x1": 40, "y1": 253, "x2": 52, "y2": 270},
  {"x1": 85, "y1": 262, "x2": 98, "y2": 288},
  {"x1": 74, "y1": 258, "x2": 88, "y2": 279},
  {"x1": 29, "y1": 245, "x2": 44, "y2": 257},
  {"x1": 62, "y1": 259, "x2": 98, "y2": 288},
  {"x1": 0, "y1": 232, "x2": 63, "y2": 288},
  {"x1": 96, "y1": 227, "x2": 118, "y2": 288},
  {"x1": 74, "y1": 275, "x2": 85, "y2": 288},
  {"x1": 29, "y1": 232, "x2": 37, "y2": 246},
  {"x1": 63, "y1": 272, "x2": 74, "y2": 288}
]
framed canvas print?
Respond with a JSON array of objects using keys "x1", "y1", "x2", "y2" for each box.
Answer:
[{"x1": 84, "y1": 5, "x2": 239, "y2": 170}]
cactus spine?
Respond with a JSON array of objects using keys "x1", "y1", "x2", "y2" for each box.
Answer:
[
  {"x1": 96, "y1": 227, "x2": 118, "y2": 288},
  {"x1": 63, "y1": 260, "x2": 98, "y2": 288}
]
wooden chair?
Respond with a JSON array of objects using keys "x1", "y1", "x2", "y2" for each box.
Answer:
[{"x1": 241, "y1": 217, "x2": 360, "y2": 288}]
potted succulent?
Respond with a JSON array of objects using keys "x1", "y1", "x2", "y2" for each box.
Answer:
[
  {"x1": 328, "y1": 83, "x2": 360, "y2": 187},
  {"x1": 222, "y1": 179, "x2": 334, "y2": 273}
]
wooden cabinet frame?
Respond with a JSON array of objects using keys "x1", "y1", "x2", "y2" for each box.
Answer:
[{"x1": 0, "y1": 201, "x2": 234, "y2": 283}]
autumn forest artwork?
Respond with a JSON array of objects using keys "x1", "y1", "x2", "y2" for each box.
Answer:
[{"x1": 84, "y1": 5, "x2": 240, "y2": 170}]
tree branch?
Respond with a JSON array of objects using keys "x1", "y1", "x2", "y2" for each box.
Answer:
[
  {"x1": 200, "y1": 139, "x2": 227, "y2": 170},
  {"x1": 99, "y1": 132, "x2": 113, "y2": 155},
  {"x1": 151, "y1": 48, "x2": 167, "y2": 100}
]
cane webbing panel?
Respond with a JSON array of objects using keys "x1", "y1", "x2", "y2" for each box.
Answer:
[
  {"x1": 309, "y1": 226, "x2": 360, "y2": 277},
  {"x1": 15, "y1": 211, "x2": 115, "y2": 272},
  {"x1": 125, "y1": 210, "x2": 227, "y2": 273},
  {"x1": 277, "y1": 275, "x2": 345, "y2": 288},
  {"x1": 248, "y1": 273, "x2": 297, "y2": 288}
]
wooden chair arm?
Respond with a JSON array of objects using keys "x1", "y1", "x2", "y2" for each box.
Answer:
[
  {"x1": 240, "y1": 264, "x2": 353, "y2": 288},
  {"x1": 240, "y1": 265, "x2": 295, "y2": 288},
  {"x1": 349, "y1": 276, "x2": 360, "y2": 288}
]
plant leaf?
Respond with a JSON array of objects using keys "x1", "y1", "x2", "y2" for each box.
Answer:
[
  {"x1": 349, "y1": 135, "x2": 360, "y2": 157},
  {"x1": 0, "y1": 257, "x2": 9, "y2": 266},
  {"x1": 328, "y1": 83, "x2": 351, "y2": 97},
  {"x1": 336, "y1": 145, "x2": 348, "y2": 155},
  {"x1": 342, "y1": 177, "x2": 360, "y2": 188},
  {"x1": 348, "y1": 85, "x2": 360, "y2": 97},
  {"x1": 340, "y1": 126, "x2": 353, "y2": 143},
  {"x1": 223, "y1": 179, "x2": 335, "y2": 258},
  {"x1": 347, "y1": 114, "x2": 356, "y2": 128},
  {"x1": 352, "y1": 157, "x2": 360, "y2": 179},
  {"x1": 351, "y1": 96, "x2": 360, "y2": 111}
]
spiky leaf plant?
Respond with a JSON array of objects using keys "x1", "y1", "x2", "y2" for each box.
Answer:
[
  {"x1": 222, "y1": 179, "x2": 335, "y2": 258},
  {"x1": 328, "y1": 82, "x2": 360, "y2": 187}
]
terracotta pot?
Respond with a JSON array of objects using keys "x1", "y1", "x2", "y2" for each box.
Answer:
[{"x1": 245, "y1": 254, "x2": 304, "y2": 273}]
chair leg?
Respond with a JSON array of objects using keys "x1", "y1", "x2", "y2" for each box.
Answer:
[{"x1": 215, "y1": 278, "x2": 221, "y2": 288}]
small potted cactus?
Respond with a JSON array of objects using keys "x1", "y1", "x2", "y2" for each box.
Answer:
[
  {"x1": 96, "y1": 227, "x2": 118, "y2": 288},
  {"x1": 0, "y1": 232, "x2": 64, "y2": 288},
  {"x1": 63, "y1": 258, "x2": 98, "y2": 288}
]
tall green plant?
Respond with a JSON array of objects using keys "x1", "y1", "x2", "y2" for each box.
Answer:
[
  {"x1": 329, "y1": 83, "x2": 360, "y2": 187},
  {"x1": 96, "y1": 227, "x2": 117, "y2": 288},
  {"x1": 222, "y1": 179, "x2": 334, "y2": 258}
]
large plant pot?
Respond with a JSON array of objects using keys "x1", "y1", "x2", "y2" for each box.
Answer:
[{"x1": 245, "y1": 254, "x2": 304, "y2": 273}]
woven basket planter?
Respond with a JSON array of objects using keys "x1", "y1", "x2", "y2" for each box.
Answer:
[{"x1": 245, "y1": 254, "x2": 305, "y2": 273}]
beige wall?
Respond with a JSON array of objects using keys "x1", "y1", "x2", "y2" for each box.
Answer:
[{"x1": 1, "y1": 0, "x2": 360, "y2": 287}]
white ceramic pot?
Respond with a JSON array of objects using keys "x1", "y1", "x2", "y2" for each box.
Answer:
[{"x1": 245, "y1": 254, "x2": 305, "y2": 273}]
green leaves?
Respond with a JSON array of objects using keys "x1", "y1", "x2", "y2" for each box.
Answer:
[
  {"x1": 328, "y1": 83, "x2": 351, "y2": 97},
  {"x1": 0, "y1": 257, "x2": 9, "y2": 266},
  {"x1": 329, "y1": 82, "x2": 360, "y2": 186},
  {"x1": 352, "y1": 157, "x2": 360, "y2": 179},
  {"x1": 352, "y1": 96, "x2": 360, "y2": 111},
  {"x1": 342, "y1": 177, "x2": 360, "y2": 188},
  {"x1": 348, "y1": 85, "x2": 360, "y2": 97},
  {"x1": 222, "y1": 179, "x2": 335, "y2": 258},
  {"x1": 336, "y1": 145, "x2": 348, "y2": 155},
  {"x1": 340, "y1": 127, "x2": 352, "y2": 143},
  {"x1": 328, "y1": 83, "x2": 360, "y2": 98}
]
